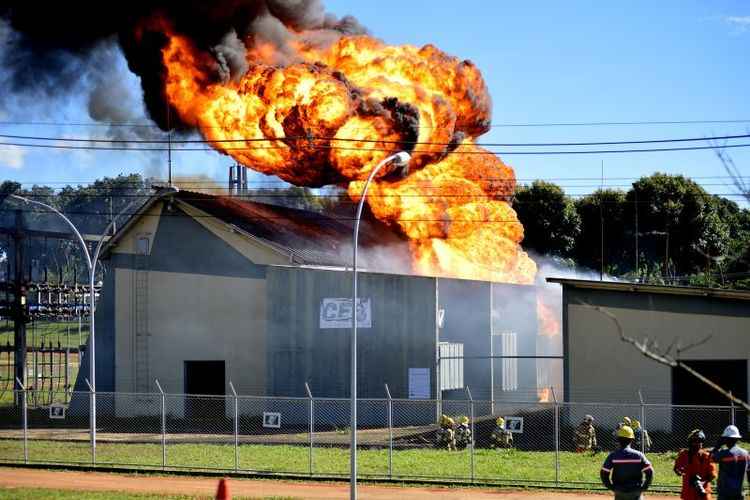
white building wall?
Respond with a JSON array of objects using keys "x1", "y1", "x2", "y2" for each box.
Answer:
[{"x1": 566, "y1": 293, "x2": 750, "y2": 432}]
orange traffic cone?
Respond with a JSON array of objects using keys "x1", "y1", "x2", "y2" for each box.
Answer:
[{"x1": 215, "y1": 478, "x2": 230, "y2": 500}]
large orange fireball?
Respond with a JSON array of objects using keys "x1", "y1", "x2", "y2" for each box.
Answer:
[{"x1": 160, "y1": 21, "x2": 536, "y2": 283}]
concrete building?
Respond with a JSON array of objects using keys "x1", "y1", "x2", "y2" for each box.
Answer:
[
  {"x1": 548, "y1": 277, "x2": 750, "y2": 432},
  {"x1": 75, "y1": 190, "x2": 551, "y2": 418}
]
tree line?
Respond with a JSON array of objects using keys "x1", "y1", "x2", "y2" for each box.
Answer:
[
  {"x1": 512, "y1": 173, "x2": 750, "y2": 289},
  {"x1": 0, "y1": 174, "x2": 151, "y2": 283},
  {"x1": 2, "y1": 172, "x2": 748, "y2": 289}
]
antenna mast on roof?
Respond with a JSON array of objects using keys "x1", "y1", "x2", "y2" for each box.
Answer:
[
  {"x1": 167, "y1": 104, "x2": 173, "y2": 186},
  {"x1": 228, "y1": 164, "x2": 248, "y2": 197}
]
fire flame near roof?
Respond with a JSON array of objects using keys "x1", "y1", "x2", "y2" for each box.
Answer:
[{"x1": 158, "y1": 17, "x2": 536, "y2": 284}]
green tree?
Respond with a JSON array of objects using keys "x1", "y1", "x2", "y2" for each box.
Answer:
[
  {"x1": 623, "y1": 173, "x2": 731, "y2": 279},
  {"x1": 512, "y1": 181, "x2": 581, "y2": 258}
]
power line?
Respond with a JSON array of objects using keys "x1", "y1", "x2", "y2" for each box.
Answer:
[
  {"x1": 2, "y1": 132, "x2": 750, "y2": 147},
  {"x1": 3, "y1": 140, "x2": 750, "y2": 155},
  {"x1": 2, "y1": 118, "x2": 750, "y2": 129},
  {"x1": 3, "y1": 191, "x2": 748, "y2": 204},
  {"x1": 7, "y1": 174, "x2": 748, "y2": 186}
]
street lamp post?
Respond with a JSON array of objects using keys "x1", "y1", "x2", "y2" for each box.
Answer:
[
  {"x1": 9, "y1": 187, "x2": 176, "y2": 461},
  {"x1": 350, "y1": 151, "x2": 410, "y2": 500}
]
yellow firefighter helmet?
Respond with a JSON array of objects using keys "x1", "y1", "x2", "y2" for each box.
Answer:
[{"x1": 617, "y1": 425, "x2": 635, "y2": 440}]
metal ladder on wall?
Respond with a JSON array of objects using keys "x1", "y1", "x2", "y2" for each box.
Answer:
[{"x1": 134, "y1": 249, "x2": 150, "y2": 393}]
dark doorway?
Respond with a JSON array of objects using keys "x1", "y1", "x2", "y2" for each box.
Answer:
[
  {"x1": 184, "y1": 360, "x2": 225, "y2": 419},
  {"x1": 672, "y1": 360, "x2": 747, "y2": 436}
]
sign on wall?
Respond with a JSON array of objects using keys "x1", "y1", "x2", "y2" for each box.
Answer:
[
  {"x1": 504, "y1": 416, "x2": 524, "y2": 433},
  {"x1": 263, "y1": 412, "x2": 281, "y2": 428},
  {"x1": 408, "y1": 368, "x2": 430, "y2": 399},
  {"x1": 319, "y1": 298, "x2": 372, "y2": 329},
  {"x1": 49, "y1": 404, "x2": 66, "y2": 420}
]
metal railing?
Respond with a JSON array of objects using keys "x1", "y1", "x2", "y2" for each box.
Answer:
[{"x1": 0, "y1": 385, "x2": 745, "y2": 492}]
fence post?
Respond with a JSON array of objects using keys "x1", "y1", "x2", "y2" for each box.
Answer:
[
  {"x1": 729, "y1": 391, "x2": 736, "y2": 426},
  {"x1": 638, "y1": 389, "x2": 646, "y2": 453},
  {"x1": 305, "y1": 382, "x2": 313, "y2": 476},
  {"x1": 229, "y1": 381, "x2": 239, "y2": 472},
  {"x1": 16, "y1": 378, "x2": 28, "y2": 464},
  {"x1": 84, "y1": 378, "x2": 96, "y2": 464},
  {"x1": 466, "y1": 386, "x2": 475, "y2": 482},
  {"x1": 385, "y1": 383, "x2": 393, "y2": 479},
  {"x1": 155, "y1": 379, "x2": 166, "y2": 470},
  {"x1": 551, "y1": 386, "x2": 559, "y2": 487}
]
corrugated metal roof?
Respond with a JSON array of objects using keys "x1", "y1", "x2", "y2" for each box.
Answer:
[
  {"x1": 546, "y1": 277, "x2": 750, "y2": 302},
  {"x1": 174, "y1": 191, "x2": 410, "y2": 267}
]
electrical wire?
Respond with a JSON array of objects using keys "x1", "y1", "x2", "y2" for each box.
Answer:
[
  {"x1": 6, "y1": 174, "x2": 749, "y2": 185},
  {"x1": 2, "y1": 118, "x2": 750, "y2": 128},
  {"x1": 3, "y1": 190, "x2": 748, "y2": 202},
  {"x1": 3, "y1": 140, "x2": 750, "y2": 155},
  {"x1": 2, "y1": 132, "x2": 750, "y2": 147}
]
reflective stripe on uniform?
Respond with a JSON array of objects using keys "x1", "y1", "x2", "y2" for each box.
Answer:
[
  {"x1": 601, "y1": 467, "x2": 612, "y2": 473},
  {"x1": 612, "y1": 459, "x2": 642, "y2": 463}
]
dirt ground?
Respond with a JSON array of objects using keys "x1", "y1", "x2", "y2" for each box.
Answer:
[{"x1": 0, "y1": 468, "x2": 678, "y2": 499}]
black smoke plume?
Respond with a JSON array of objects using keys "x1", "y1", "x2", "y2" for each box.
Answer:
[{"x1": 0, "y1": 1, "x2": 366, "y2": 131}]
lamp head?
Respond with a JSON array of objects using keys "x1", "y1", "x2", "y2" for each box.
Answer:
[{"x1": 389, "y1": 151, "x2": 411, "y2": 178}]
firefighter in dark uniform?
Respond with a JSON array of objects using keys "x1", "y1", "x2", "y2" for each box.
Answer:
[
  {"x1": 490, "y1": 417, "x2": 514, "y2": 449},
  {"x1": 710, "y1": 425, "x2": 749, "y2": 500},
  {"x1": 600, "y1": 425, "x2": 654, "y2": 500},
  {"x1": 455, "y1": 416, "x2": 472, "y2": 450},
  {"x1": 436, "y1": 414, "x2": 456, "y2": 451}
]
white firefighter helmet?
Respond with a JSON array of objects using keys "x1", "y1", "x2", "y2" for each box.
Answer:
[{"x1": 722, "y1": 425, "x2": 742, "y2": 439}]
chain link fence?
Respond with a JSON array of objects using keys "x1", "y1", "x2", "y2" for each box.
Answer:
[{"x1": 0, "y1": 388, "x2": 744, "y2": 492}]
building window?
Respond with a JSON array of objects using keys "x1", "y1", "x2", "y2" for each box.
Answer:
[
  {"x1": 136, "y1": 236, "x2": 150, "y2": 255},
  {"x1": 438, "y1": 342, "x2": 464, "y2": 391},
  {"x1": 501, "y1": 331, "x2": 518, "y2": 391}
]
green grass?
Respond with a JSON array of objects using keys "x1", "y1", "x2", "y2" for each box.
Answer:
[
  {"x1": 0, "y1": 488, "x2": 294, "y2": 499},
  {"x1": 0, "y1": 439, "x2": 685, "y2": 489}
]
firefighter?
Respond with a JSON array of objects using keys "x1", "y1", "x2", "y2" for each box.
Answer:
[
  {"x1": 674, "y1": 429, "x2": 716, "y2": 500},
  {"x1": 632, "y1": 420, "x2": 652, "y2": 452},
  {"x1": 600, "y1": 425, "x2": 654, "y2": 500},
  {"x1": 575, "y1": 414, "x2": 598, "y2": 452},
  {"x1": 436, "y1": 414, "x2": 456, "y2": 451},
  {"x1": 710, "y1": 425, "x2": 749, "y2": 500},
  {"x1": 455, "y1": 416, "x2": 472, "y2": 450},
  {"x1": 490, "y1": 417, "x2": 514, "y2": 449}
]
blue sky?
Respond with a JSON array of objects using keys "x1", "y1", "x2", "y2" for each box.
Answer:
[{"x1": 0, "y1": 0, "x2": 748, "y2": 203}]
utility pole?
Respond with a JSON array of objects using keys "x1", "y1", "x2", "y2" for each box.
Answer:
[
  {"x1": 599, "y1": 160, "x2": 604, "y2": 281},
  {"x1": 634, "y1": 191, "x2": 639, "y2": 280},
  {"x1": 12, "y1": 210, "x2": 27, "y2": 400}
]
